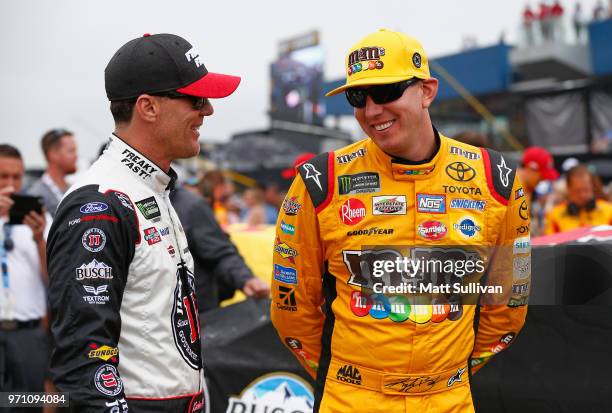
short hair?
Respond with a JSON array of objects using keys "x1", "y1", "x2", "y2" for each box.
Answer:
[
  {"x1": 0, "y1": 144, "x2": 22, "y2": 160},
  {"x1": 41, "y1": 128, "x2": 73, "y2": 159},
  {"x1": 110, "y1": 100, "x2": 136, "y2": 124},
  {"x1": 566, "y1": 164, "x2": 591, "y2": 187}
]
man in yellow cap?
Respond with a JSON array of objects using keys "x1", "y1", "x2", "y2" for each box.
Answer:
[{"x1": 271, "y1": 29, "x2": 530, "y2": 412}]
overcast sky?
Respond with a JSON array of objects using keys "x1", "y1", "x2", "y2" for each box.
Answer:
[{"x1": 0, "y1": 0, "x2": 599, "y2": 169}]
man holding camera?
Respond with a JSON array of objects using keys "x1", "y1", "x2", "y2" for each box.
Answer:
[{"x1": 0, "y1": 144, "x2": 49, "y2": 407}]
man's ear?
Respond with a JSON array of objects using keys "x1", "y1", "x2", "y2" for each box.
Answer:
[
  {"x1": 133, "y1": 95, "x2": 160, "y2": 123},
  {"x1": 421, "y1": 78, "x2": 438, "y2": 109}
]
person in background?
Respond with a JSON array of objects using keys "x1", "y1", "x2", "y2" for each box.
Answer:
[
  {"x1": 201, "y1": 169, "x2": 240, "y2": 226},
  {"x1": 170, "y1": 185, "x2": 269, "y2": 313},
  {"x1": 517, "y1": 146, "x2": 559, "y2": 235},
  {"x1": 539, "y1": 1, "x2": 553, "y2": 41},
  {"x1": 281, "y1": 152, "x2": 316, "y2": 181},
  {"x1": 593, "y1": 0, "x2": 606, "y2": 20},
  {"x1": 262, "y1": 183, "x2": 281, "y2": 225},
  {"x1": 0, "y1": 144, "x2": 49, "y2": 413},
  {"x1": 544, "y1": 164, "x2": 612, "y2": 234},
  {"x1": 551, "y1": 0, "x2": 565, "y2": 41},
  {"x1": 523, "y1": 4, "x2": 537, "y2": 45},
  {"x1": 573, "y1": 2, "x2": 585, "y2": 42},
  {"x1": 28, "y1": 129, "x2": 78, "y2": 217},
  {"x1": 242, "y1": 187, "x2": 267, "y2": 227}
]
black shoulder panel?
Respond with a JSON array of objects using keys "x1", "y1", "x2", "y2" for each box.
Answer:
[
  {"x1": 298, "y1": 152, "x2": 332, "y2": 210},
  {"x1": 484, "y1": 149, "x2": 518, "y2": 202}
]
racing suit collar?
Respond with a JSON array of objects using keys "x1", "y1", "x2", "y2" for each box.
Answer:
[
  {"x1": 106, "y1": 134, "x2": 177, "y2": 192},
  {"x1": 368, "y1": 127, "x2": 446, "y2": 181}
]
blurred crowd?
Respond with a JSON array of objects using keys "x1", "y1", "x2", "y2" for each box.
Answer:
[{"x1": 521, "y1": 0, "x2": 612, "y2": 45}]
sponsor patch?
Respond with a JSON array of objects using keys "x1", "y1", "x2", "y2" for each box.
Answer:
[
  {"x1": 94, "y1": 364, "x2": 123, "y2": 396},
  {"x1": 80, "y1": 202, "x2": 108, "y2": 214},
  {"x1": 445, "y1": 162, "x2": 476, "y2": 182},
  {"x1": 337, "y1": 148, "x2": 367, "y2": 164},
  {"x1": 515, "y1": 188, "x2": 525, "y2": 199},
  {"x1": 519, "y1": 200, "x2": 529, "y2": 220},
  {"x1": 339, "y1": 198, "x2": 366, "y2": 225},
  {"x1": 113, "y1": 192, "x2": 134, "y2": 211},
  {"x1": 143, "y1": 227, "x2": 162, "y2": 245},
  {"x1": 447, "y1": 367, "x2": 466, "y2": 387},
  {"x1": 513, "y1": 236, "x2": 531, "y2": 254},
  {"x1": 301, "y1": 163, "x2": 323, "y2": 191},
  {"x1": 171, "y1": 266, "x2": 202, "y2": 370},
  {"x1": 82, "y1": 285, "x2": 110, "y2": 305},
  {"x1": 417, "y1": 194, "x2": 446, "y2": 213},
  {"x1": 274, "y1": 237, "x2": 298, "y2": 264},
  {"x1": 417, "y1": 221, "x2": 447, "y2": 240},
  {"x1": 81, "y1": 228, "x2": 106, "y2": 252},
  {"x1": 88, "y1": 344, "x2": 119, "y2": 362},
  {"x1": 516, "y1": 224, "x2": 530, "y2": 235},
  {"x1": 282, "y1": 197, "x2": 302, "y2": 216},
  {"x1": 513, "y1": 257, "x2": 531, "y2": 279},
  {"x1": 69, "y1": 214, "x2": 119, "y2": 227},
  {"x1": 76, "y1": 259, "x2": 113, "y2": 281},
  {"x1": 277, "y1": 285, "x2": 297, "y2": 311},
  {"x1": 442, "y1": 185, "x2": 482, "y2": 195},
  {"x1": 136, "y1": 196, "x2": 162, "y2": 222},
  {"x1": 450, "y1": 146, "x2": 481, "y2": 160},
  {"x1": 280, "y1": 220, "x2": 295, "y2": 235},
  {"x1": 337, "y1": 365, "x2": 362, "y2": 385},
  {"x1": 372, "y1": 195, "x2": 407, "y2": 215},
  {"x1": 454, "y1": 218, "x2": 482, "y2": 239},
  {"x1": 347, "y1": 227, "x2": 394, "y2": 236},
  {"x1": 512, "y1": 283, "x2": 530, "y2": 295},
  {"x1": 105, "y1": 398, "x2": 128, "y2": 413},
  {"x1": 449, "y1": 198, "x2": 485, "y2": 211},
  {"x1": 273, "y1": 264, "x2": 298, "y2": 284},
  {"x1": 338, "y1": 172, "x2": 380, "y2": 195},
  {"x1": 167, "y1": 244, "x2": 176, "y2": 257},
  {"x1": 160, "y1": 227, "x2": 170, "y2": 236},
  {"x1": 497, "y1": 156, "x2": 512, "y2": 188}
]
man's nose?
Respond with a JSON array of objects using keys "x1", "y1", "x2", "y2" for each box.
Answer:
[
  {"x1": 200, "y1": 101, "x2": 214, "y2": 116},
  {"x1": 364, "y1": 96, "x2": 383, "y2": 118}
]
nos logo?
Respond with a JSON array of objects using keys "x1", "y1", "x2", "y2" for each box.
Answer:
[{"x1": 172, "y1": 265, "x2": 202, "y2": 370}]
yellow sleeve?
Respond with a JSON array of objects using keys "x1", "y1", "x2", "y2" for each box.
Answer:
[
  {"x1": 270, "y1": 174, "x2": 325, "y2": 379},
  {"x1": 544, "y1": 206, "x2": 560, "y2": 235},
  {"x1": 471, "y1": 171, "x2": 530, "y2": 373}
]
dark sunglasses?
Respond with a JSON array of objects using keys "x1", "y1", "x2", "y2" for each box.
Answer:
[
  {"x1": 345, "y1": 78, "x2": 420, "y2": 108},
  {"x1": 152, "y1": 91, "x2": 209, "y2": 111}
]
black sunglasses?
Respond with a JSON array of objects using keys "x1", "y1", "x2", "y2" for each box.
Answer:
[
  {"x1": 345, "y1": 78, "x2": 420, "y2": 108},
  {"x1": 152, "y1": 91, "x2": 208, "y2": 111}
]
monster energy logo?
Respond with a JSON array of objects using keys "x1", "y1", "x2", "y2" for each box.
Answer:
[{"x1": 338, "y1": 172, "x2": 380, "y2": 195}]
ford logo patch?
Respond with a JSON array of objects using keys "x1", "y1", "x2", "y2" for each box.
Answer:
[{"x1": 80, "y1": 202, "x2": 109, "y2": 214}]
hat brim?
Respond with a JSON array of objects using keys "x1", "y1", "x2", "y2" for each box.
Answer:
[
  {"x1": 281, "y1": 167, "x2": 296, "y2": 179},
  {"x1": 325, "y1": 74, "x2": 422, "y2": 97},
  {"x1": 541, "y1": 168, "x2": 560, "y2": 181},
  {"x1": 177, "y1": 72, "x2": 241, "y2": 98}
]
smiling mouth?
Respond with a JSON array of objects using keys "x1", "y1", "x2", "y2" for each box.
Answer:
[{"x1": 373, "y1": 120, "x2": 395, "y2": 131}]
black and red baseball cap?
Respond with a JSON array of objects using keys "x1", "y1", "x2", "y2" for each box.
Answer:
[{"x1": 105, "y1": 33, "x2": 240, "y2": 101}]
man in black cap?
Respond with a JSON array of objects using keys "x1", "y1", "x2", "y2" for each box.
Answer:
[{"x1": 46, "y1": 33, "x2": 240, "y2": 412}]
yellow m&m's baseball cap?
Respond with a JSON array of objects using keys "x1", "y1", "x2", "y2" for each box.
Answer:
[{"x1": 326, "y1": 29, "x2": 431, "y2": 96}]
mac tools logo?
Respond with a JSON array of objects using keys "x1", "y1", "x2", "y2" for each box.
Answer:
[{"x1": 226, "y1": 373, "x2": 313, "y2": 413}]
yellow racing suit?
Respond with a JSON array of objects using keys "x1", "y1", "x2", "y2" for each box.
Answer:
[{"x1": 271, "y1": 131, "x2": 530, "y2": 413}]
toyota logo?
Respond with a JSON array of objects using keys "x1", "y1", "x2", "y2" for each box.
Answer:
[
  {"x1": 519, "y1": 200, "x2": 529, "y2": 220},
  {"x1": 445, "y1": 162, "x2": 476, "y2": 182}
]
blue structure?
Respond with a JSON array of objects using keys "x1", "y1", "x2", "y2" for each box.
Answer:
[{"x1": 589, "y1": 19, "x2": 612, "y2": 76}]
